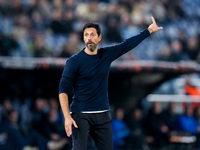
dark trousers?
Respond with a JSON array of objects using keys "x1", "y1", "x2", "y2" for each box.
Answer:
[{"x1": 71, "y1": 111, "x2": 113, "y2": 150}]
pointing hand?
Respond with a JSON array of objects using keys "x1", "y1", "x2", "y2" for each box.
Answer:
[{"x1": 148, "y1": 16, "x2": 163, "y2": 34}]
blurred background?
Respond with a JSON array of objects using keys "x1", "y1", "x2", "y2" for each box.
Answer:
[{"x1": 0, "y1": 0, "x2": 200, "y2": 150}]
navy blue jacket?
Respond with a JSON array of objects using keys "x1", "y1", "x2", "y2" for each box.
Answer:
[{"x1": 59, "y1": 29, "x2": 150, "y2": 112}]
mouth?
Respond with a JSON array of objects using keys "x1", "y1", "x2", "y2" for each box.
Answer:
[{"x1": 87, "y1": 43, "x2": 94, "y2": 46}]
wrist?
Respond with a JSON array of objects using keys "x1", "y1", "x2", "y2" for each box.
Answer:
[
  {"x1": 148, "y1": 27, "x2": 153, "y2": 34},
  {"x1": 64, "y1": 112, "x2": 71, "y2": 119}
]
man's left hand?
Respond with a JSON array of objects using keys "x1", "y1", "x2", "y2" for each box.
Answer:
[{"x1": 148, "y1": 16, "x2": 163, "y2": 34}]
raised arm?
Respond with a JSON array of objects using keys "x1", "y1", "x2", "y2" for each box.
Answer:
[{"x1": 106, "y1": 16, "x2": 163, "y2": 61}]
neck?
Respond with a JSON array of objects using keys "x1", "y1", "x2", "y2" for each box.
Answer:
[{"x1": 84, "y1": 47, "x2": 98, "y2": 55}]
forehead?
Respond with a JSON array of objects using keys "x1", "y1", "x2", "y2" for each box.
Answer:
[{"x1": 84, "y1": 27, "x2": 97, "y2": 34}]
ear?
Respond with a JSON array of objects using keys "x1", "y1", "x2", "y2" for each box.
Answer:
[{"x1": 99, "y1": 34, "x2": 102, "y2": 42}]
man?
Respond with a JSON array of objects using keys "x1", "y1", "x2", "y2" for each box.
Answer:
[{"x1": 59, "y1": 16, "x2": 163, "y2": 150}]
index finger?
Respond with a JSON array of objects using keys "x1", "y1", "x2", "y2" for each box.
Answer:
[
  {"x1": 151, "y1": 16, "x2": 156, "y2": 24},
  {"x1": 65, "y1": 126, "x2": 72, "y2": 137}
]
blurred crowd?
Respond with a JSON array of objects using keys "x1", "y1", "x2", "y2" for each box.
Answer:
[
  {"x1": 0, "y1": 97, "x2": 70, "y2": 150},
  {"x1": 2, "y1": 97, "x2": 200, "y2": 150},
  {"x1": 0, "y1": 0, "x2": 200, "y2": 62},
  {"x1": 112, "y1": 101, "x2": 200, "y2": 150}
]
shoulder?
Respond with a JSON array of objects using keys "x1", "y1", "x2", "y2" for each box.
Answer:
[
  {"x1": 97, "y1": 47, "x2": 113, "y2": 59},
  {"x1": 98, "y1": 47, "x2": 105, "y2": 54},
  {"x1": 63, "y1": 56, "x2": 80, "y2": 73},
  {"x1": 66, "y1": 51, "x2": 82, "y2": 65},
  {"x1": 98, "y1": 47, "x2": 114, "y2": 55}
]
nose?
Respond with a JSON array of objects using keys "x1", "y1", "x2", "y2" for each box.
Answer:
[{"x1": 87, "y1": 35, "x2": 92, "y2": 40}]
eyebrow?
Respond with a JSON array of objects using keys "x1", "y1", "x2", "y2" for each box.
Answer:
[{"x1": 84, "y1": 32, "x2": 96, "y2": 35}]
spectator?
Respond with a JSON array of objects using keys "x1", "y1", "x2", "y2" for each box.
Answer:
[
  {"x1": 58, "y1": 44, "x2": 72, "y2": 58},
  {"x1": 196, "y1": 37, "x2": 200, "y2": 62},
  {"x1": 26, "y1": 0, "x2": 38, "y2": 17},
  {"x1": 12, "y1": 14, "x2": 31, "y2": 41},
  {"x1": 52, "y1": 0, "x2": 63, "y2": 10},
  {"x1": 48, "y1": 98, "x2": 63, "y2": 124},
  {"x1": 144, "y1": 102, "x2": 169, "y2": 149},
  {"x1": 150, "y1": 0, "x2": 167, "y2": 23},
  {"x1": 65, "y1": 32, "x2": 81, "y2": 55},
  {"x1": 32, "y1": 33, "x2": 50, "y2": 57},
  {"x1": 10, "y1": 0, "x2": 24, "y2": 16},
  {"x1": 0, "y1": 99, "x2": 13, "y2": 123},
  {"x1": 1, "y1": 109, "x2": 48, "y2": 150},
  {"x1": 162, "y1": 102, "x2": 178, "y2": 131},
  {"x1": 177, "y1": 29, "x2": 187, "y2": 54},
  {"x1": 130, "y1": 0, "x2": 151, "y2": 27},
  {"x1": 104, "y1": 2, "x2": 123, "y2": 43},
  {"x1": 0, "y1": 33, "x2": 19, "y2": 56},
  {"x1": 37, "y1": 0, "x2": 52, "y2": 20},
  {"x1": 31, "y1": 11, "x2": 46, "y2": 32},
  {"x1": 0, "y1": 132, "x2": 11, "y2": 150},
  {"x1": 172, "y1": 0, "x2": 186, "y2": 18},
  {"x1": 156, "y1": 45, "x2": 172, "y2": 61},
  {"x1": 186, "y1": 36, "x2": 199, "y2": 61},
  {"x1": 31, "y1": 98, "x2": 49, "y2": 134},
  {"x1": 63, "y1": 0, "x2": 76, "y2": 11},
  {"x1": 126, "y1": 107, "x2": 153, "y2": 150},
  {"x1": 118, "y1": 0, "x2": 134, "y2": 13},
  {"x1": 194, "y1": 105, "x2": 200, "y2": 125},
  {"x1": 184, "y1": 77, "x2": 200, "y2": 109},
  {"x1": 194, "y1": 105, "x2": 200, "y2": 149},
  {"x1": 75, "y1": 0, "x2": 105, "y2": 22},
  {"x1": 39, "y1": 108, "x2": 69, "y2": 149},
  {"x1": 112, "y1": 107, "x2": 130, "y2": 149},
  {"x1": 162, "y1": 0, "x2": 185, "y2": 21},
  {"x1": 104, "y1": 2, "x2": 120, "y2": 27},
  {"x1": 120, "y1": 11, "x2": 141, "y2": 39},
  {"x1": 0, "y1": 0, "x2": 8, "y2": 16},
  {"x1": 170, "y1": 40, "x2": 187, "y2": 62},
  {"x1": 174, "y1": 103, "x2": 200, "y2": 146},
  {"x1": 62, "y1": 9, "x2": 75, "y2": 35},
  {"x1": 49, "y1": 9, "x2": 65, "y2": 35},
  {"x1": 105, "y1": 17, "x2": 123, "y2": 43}
]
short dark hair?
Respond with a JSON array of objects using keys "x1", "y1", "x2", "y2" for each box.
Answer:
[{"x1": 83, "y1": 22, "x2": 101, "y2": 36}]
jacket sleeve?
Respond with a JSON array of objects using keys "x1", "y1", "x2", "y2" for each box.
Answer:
[
  {"x1": 59, "y1": 57, "x2": 78, "y2": 94},
  {"x1": 105, "y1": 29, "x2": 150, "y2": 61}
]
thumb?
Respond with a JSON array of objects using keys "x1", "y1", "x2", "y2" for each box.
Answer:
[
  {"x1": 72, "y1": 120, "x2": 78, "y2": 128},
  {"x1": 158, "y1": 27, "x2": 163, "y2": 30}
]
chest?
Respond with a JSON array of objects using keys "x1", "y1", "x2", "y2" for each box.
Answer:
[{"x1": 77, "y1": 57, "x2": 110, "y2": 80}]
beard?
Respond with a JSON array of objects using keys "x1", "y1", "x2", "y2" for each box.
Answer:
[{"x1": 86, "y1": 42, "x2": 97, "y2": 52}]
